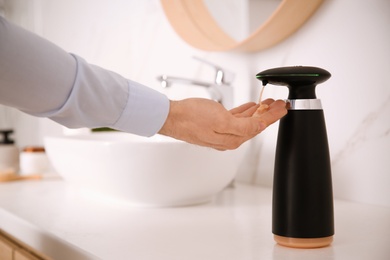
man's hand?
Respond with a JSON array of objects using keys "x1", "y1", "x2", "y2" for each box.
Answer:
[{"x1": 158, "y1": 98, "x2": 287, "y2": 150}]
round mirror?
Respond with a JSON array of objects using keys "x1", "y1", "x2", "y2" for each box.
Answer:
[
  {"x1": 161, "y1": 0, "x2": 324, "y2": 52},
  {"x1": 203, "y1": 0, "x2": 282, "y2": 42}
]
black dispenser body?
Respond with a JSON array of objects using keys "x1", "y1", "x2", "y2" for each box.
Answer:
[
  {"x1": 273, "y1": 109, "x2": 334, "y2": 238},
  {"x1": 257, "y1": 66, "x2": 334, "y2": 247}
]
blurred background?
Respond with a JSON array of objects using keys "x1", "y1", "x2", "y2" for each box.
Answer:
[{"x1": 1, "y1": 0, "x2": 389, "y2": 207}]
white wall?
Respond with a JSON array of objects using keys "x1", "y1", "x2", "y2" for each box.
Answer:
[
  {"x1": 251, "y1": 0, "x2": 390, "y2": 207},
  {"x1": 3, "y1": 0, "x2": 389, "y2": 207}
]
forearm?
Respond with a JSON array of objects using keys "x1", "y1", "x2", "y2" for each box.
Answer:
[
  {"x1": 0, "y1": 17, "x2": 169, "y2": 136},
  {"x1": 0, "y1": 16, "x2": 76, "y2": 114}
]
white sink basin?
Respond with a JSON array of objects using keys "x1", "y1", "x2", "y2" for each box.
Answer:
[{"x1": 44, "y1": 132, "x2": 245, "y2": 207}]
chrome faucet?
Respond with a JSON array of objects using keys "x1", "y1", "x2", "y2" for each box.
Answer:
[
  {"x1": 192, "y1": 57, "x2": 235, "y2": 86},
  {"x1": 156, "y1": 57, "x2": 234, "y2": 109}
]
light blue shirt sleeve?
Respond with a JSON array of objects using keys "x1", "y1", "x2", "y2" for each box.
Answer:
[{"x1": 0, "y1": 16, "x2": 170, "y2": 137}]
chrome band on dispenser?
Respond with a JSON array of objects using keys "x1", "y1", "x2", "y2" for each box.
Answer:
[{"x1": 287, "y1": 99, "x2": 322, "y2": 110}]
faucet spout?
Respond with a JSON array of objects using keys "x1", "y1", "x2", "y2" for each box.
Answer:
[
  {"x1": 156, "y1": 75, "x2": 224, "y2": 104},
  {"x1": 157, "y1": 75, "x2": 210, "y2": 89}
]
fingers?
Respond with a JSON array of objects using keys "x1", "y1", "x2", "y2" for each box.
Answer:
[
  {"x1": 210, "y1": 100, "x2": 285, "y2": 144},
  {"x1": 205, "y1": 100, "x2": 287, "y2": 150},
  {"x1": 252, "y1": 98, "x2": 275, "y2": 117},
  {"x1": 233, "y1": 105, "x2": 259, "y2": 118},
  {"x1": 230, "y1": 102, "x2": 258, "y2": 116},
  {"x1": 219, "y1": 100, "x2": 287, "y2": 150},
  {"x1": 260, "y1": 98, "x2": 275, "y2": 106},
  {"x1": 253, "y1": 100, "x2": 287, "y2": 127},
  {"x1": 231, "y1": 99, "x2": 275, "y2": 118}
]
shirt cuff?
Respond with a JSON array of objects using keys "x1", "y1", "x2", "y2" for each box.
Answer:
[{"x1": 112, "y1": 79, "x2": 170, "y2": 137}]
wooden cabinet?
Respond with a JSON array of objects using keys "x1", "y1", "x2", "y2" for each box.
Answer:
[
  {"x1": 13, "y1": 249, "x2": 41, "y2": 260},
  {"x1": 0, "y1": 233, "x2": 15, "y2": 260},
  {"x1": 0, "y1": 230, "x2": 50, "y2": 260}
]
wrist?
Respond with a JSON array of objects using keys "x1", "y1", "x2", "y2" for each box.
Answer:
[{"x1": 158, "y1": 100, "x2": 178, "y2": 137}]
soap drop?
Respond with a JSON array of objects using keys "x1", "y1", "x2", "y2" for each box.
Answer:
[
  {"x1": 257, "y1": 84, "x2": 267, "y2": 104},
  {"x1": 253, "y1": 84, "x2": 269, "y2": 117}
]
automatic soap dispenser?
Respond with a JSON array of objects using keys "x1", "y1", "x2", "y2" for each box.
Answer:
[{"x1": 256, "y1": 66, "x2": 334, "y2": 248}]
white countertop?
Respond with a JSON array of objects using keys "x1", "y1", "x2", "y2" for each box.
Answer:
[{"x1": 0, "y1": 179, "x2": 389, "y2": 260}]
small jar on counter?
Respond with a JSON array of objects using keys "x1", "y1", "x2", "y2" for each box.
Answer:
[{"x1": 20, "y1": 146, "x2": 50, "y2": 175}]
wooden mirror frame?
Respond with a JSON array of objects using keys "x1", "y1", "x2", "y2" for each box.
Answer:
[{"x1": 161, "y1": 0, "x2": 324, "y2": 52}]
